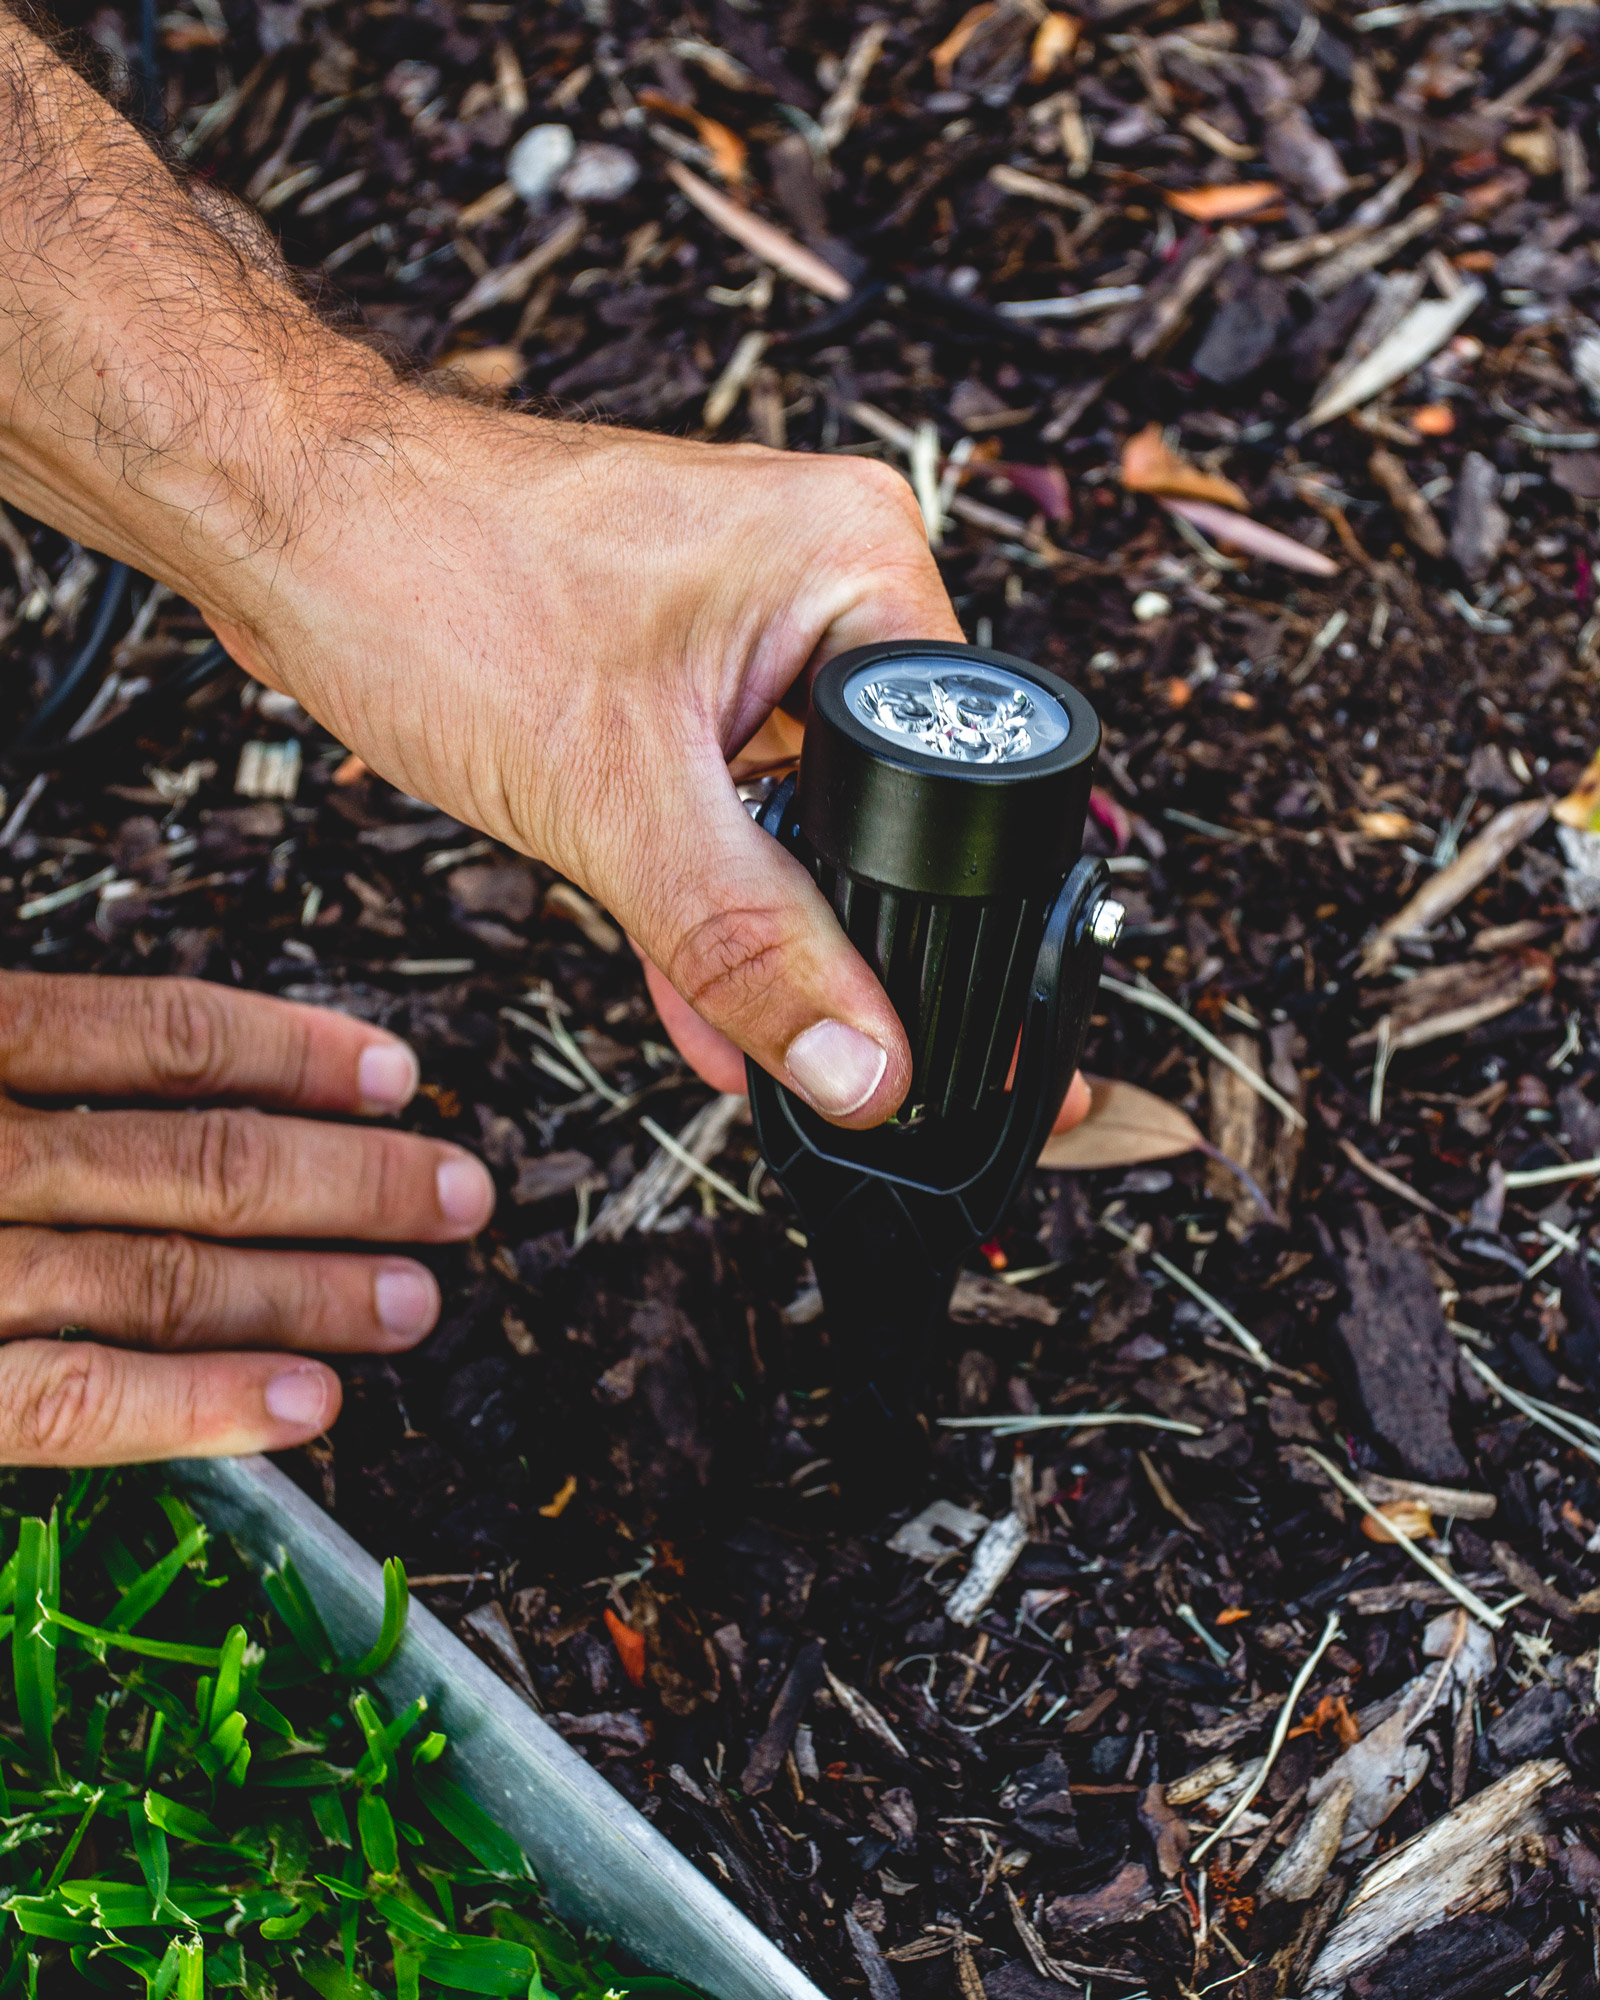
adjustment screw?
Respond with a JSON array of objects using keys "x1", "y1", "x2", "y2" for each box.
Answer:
[{"x1": 1088, "y1": 897, "x2": 1126, "y2": 949}]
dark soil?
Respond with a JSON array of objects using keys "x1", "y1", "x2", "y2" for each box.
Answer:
[{"x1": 8, "y1": 1, "x2": 1600, "y2": 1995}]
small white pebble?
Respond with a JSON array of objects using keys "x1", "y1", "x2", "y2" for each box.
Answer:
[
  {"x1": 507, "y1": 123, "x2": 575, "y2": 205},
  {"x1": 559, "y1": 143, "x2": 639, "y2": 203},
  {"x1": 1089, "y1": 649, "x2": 1120, "y2": 671},
  {"x1": 1132, "y1": 591, "x2": 1171, "y2": 623}
]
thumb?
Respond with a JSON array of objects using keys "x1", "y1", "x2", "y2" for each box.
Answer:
[{"x1": 617, "y1": 760, "x2": 910, "y2": 1127}]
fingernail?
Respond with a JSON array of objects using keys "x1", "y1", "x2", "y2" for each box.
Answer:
[
  {"x1": 784, "y1": 1020, "x2": 889, "y2": 1118},
  {"x1": 357, "y1": 1040, "x2": 419, "y2": 1113},
  {"x1": 265, "y1": 1366, "x2": 332, "y2": 1431},
  {"x1": 374, "y1": 1263, "x2": 438, "y2": 1342},
  {"x1": 437, "y1": 1155, "x2": 494, "y2": 1229}
]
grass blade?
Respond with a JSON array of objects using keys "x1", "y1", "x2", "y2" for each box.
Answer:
[
  {"x1": 47, "y1": 1609, "x2": 222, "y2": 1667},
  {"x1": 128, "y1": 1804, "x2": 171, "y2": 1919},
  {"x1": 108, "y1": 1523, "x2": 206, "y2": 1633},
  {"x1": 345, "y1": 1559, "x2": 409, "y2": 1680},
  {"x1": 358, "y1": 1794, "x2": 399, "y2": 1879},
  {"x1": 412, "y1": 1767, "x2": 530, "y2": 1880},
  {"x1": 13, "y1": 1516, "x2": 58, "y2": 1779},
  {"x1": 262, "y1": 1561, "x2": 335, "y2": 1670}
]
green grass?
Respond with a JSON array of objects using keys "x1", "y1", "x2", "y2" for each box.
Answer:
[{"x1": 0, "y1": 1471, "x2": 698, "y2": 2000}]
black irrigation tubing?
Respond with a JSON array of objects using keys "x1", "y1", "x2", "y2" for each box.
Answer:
[
  {"x1": 10, "y1": 560, "x2": 134, "y2": 753},
  {"x1": 3, "y1": 637, "x2": 235, "y2": 777}
]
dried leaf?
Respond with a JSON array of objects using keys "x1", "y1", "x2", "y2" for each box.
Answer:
[
  {"x1": 992, "y1": 460, "x2": 1072, "y2": 521},
  {"x1": 1164, "y1": 181, "x2": 1281, "y2": 221},
  {"x1": 1029, "y1": 12, "x2": 1080, "y2": 83},
  {"x1": 1158, "y1": 498, "x2": 1340, "y2": 576},
  {"x1": 1121, "y1": 423, "x2": 1248, "y2": 509},
  {"x1": 666, "y1": 162, "x2": 851, "y2": 302},
  {"x1": 1300, "y1": 285, "x2": 1485, "y2": 432},
  {"x1": 931, "y1": 4, "x2": 996, "y2": 88},
  {"x1": 1037, "y1": 1077, "x2": 1202, "y2": 1170}
]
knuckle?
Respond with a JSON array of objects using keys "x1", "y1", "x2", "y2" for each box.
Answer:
[
  {"x1": 188, "y1": 1109, "x2": 272, "y2": 1234},
  {"x1": 831, "y1": 453, "x2": 918, "y2": 519},
  {"x1": 145, "y1": 979, "x2": 232, "y2": 1095},
  {"x1": 138, "y1": 1234, "x2": 211, "y2": 1349},
  {"x1": 0, "y1": 1110, "x2": 37, "y2": 1211},
  {"x1": 667, "y1": 905, "x2": 791, "y2": 1033},
  {"x1": 347, "y1": 1133, "x2": 403, "y2": 1229},
  {"x1": 4, "y1": 1342, "x2": 123, "y2": 1461},
  {"x1": 0, "y1": 1228, "x2": 66, "y2": 1331}
]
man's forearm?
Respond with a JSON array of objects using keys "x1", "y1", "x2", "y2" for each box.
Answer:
[{"x1": 0, "y1": 11, "x2": 399, "y2": 623}]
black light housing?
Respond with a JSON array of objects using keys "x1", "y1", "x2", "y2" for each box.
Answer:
[{"x1": 746, "y1": 640, "x2": 1122, "y2": 1458}]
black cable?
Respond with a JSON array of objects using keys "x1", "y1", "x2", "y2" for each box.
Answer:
[
  {"x1": 10, "y1": 562, "x2": 135, "y2": 752},
  {"x1": 3, "y1": 640, "x2": 234, "y2": 777},
  {"x1": 133, "y1": 0, "x2": 163, "y2": 133}
]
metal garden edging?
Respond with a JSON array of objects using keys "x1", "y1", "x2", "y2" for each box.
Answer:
[{"x1": 172, "y1": 1454, "x2": 830, "y2": 2000}]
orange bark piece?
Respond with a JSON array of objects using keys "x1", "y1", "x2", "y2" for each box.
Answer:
[
  {"x1": 637, "y1": 88, "x2": 748, "y2": 186},
  {"x1": 931, "y1": 3, "x2": 996, "y2": 86},
  {"x1": 332, "y1": 753, "x2": 368, "y2": 786},
  {"x1": 1165, "y1": 181, "x2": 1281, "y2": 221},
  {"x1": 1029, "y1": 12, "x2": 1081, "y2": 82},
  {"x1": 1214, "y1": 1606, "x2": 1251, "y2": 1625},
  {"x1": 538, "y1": 1474, "x2": 578, "y2": 1519},
  {"x1": 604, "y1": 1607, "x2": 647, "y2": 1686},
  {"x1": 1121, "y1": 422, "x2": 1249, "y2": 509},
  {"x1": 1410, "y1": 402, "x2": 1456, "y2": 436}
]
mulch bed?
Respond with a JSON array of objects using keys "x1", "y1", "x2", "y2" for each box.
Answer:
[{"x1": 8, "y1": 0, "x2": 1600, "y2": 1994}]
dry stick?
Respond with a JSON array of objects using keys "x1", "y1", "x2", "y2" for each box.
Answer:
[
  {"x1": 666, "y1": 162, "x2": 852, "y2": 301},
  {"x1": 940, "y1": 1412, "x2": 1200, "y2": 1441},
  {"x1": 1456, "y1": 1347, "x2": 1600, "y2": 1471},
  {"x1": 1337, "y1": 1136, "x2": 1449, "y2": 1220},
  {"x1": 1359, "y1": 799, "x2": 1549, "y2": 974},
  {"x1": 1100, "y1": 974, "x2": 1306, "y2": 1129},
  {"x1": 1103, "y1": 1219, "x2": 1277, "y2": 1376},
  {"x1": 638, "y1": 1114, "x2": 762, "y2": 1215},
  {"x1": 1302, "y1": 1449, "x2": 1504, "y2": 1630},
  {"x1": 1503, "y1": 1155, "x2": 1600, "y2": 1190},
  {"x1": 1190, "y1": 1612, "x2": 1342, "y2": 1864}
]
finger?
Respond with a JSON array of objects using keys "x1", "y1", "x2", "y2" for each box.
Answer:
[
  {"x1": 641, "y1": 957, "x2": 748, "y2": 1095},
  {"x1": 1051, "y1": 1070, "x2": 1092, "y2": 1136},
  {"x1": 1, "y1": 1103, "x2": 495, "y2": 1241},
  {"x1": 0, "y1": 1227, "x2": 440, "y2": 1351},
  {"x1": 619, "y1": 759, "x2": 911, "y2": 1127},
  {"x1": 0, "y1": 1339, "x2": 341, "y2": 1466},
  {"x1": 0, "y1": 972, "x2": 421, "y2": 1116},
  {"x1": 646, "y1": 939, "x2": 1093, "y2": 1141}
]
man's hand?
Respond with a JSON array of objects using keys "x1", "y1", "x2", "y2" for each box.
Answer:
[
  {"x1": 0, "y1": 16, "x2": 1087, "y2": 1137},
  {"x1": 0, "y1": 973, "x2": 493, "y2": 1465}
]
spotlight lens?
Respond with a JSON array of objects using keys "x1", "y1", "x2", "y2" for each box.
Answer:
[{"x1": 844, "y1": 659, "x2": 1069, "y2": 765}]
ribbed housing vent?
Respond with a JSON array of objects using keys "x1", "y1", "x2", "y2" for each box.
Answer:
[{"x1": 817, "y1": 864, "x2": 1042, "y2": 1121}]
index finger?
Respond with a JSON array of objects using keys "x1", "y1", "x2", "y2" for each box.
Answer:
[{"x1": 0, "y1": 973, "x2": 419, "y2": 1116}]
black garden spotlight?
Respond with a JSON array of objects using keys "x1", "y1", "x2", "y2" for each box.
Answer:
[{"x1": 746, "y1": 640, "x2": 1124, "y2": 1451}]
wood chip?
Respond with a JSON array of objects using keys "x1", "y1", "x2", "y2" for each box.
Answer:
[
  {"x1": 667, "y1": 162, "x2": 851, "y2": 301},
  {"x1": 1304, "y1": 1760, "x2": 1567, "y2": 1997},
  {"x1": 945, "y1": 1511, "x2": 1030, "y2": 1627}
]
